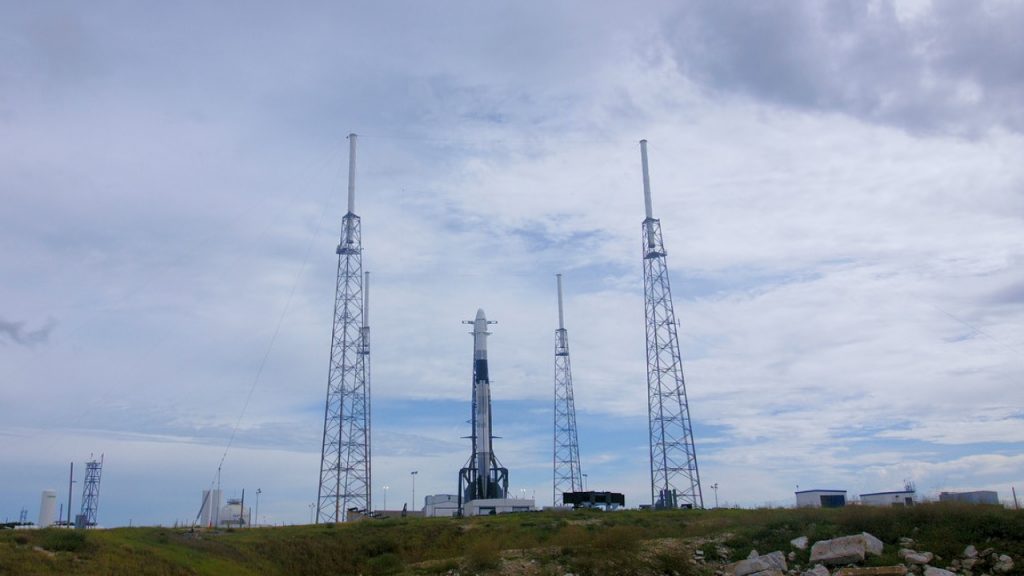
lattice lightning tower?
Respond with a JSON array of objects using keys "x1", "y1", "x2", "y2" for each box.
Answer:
[
  {"x1": 552, "y1": 274, "x2": 583, "y2": 506},
  {"x1": 639, "y1": 140, "x2": 703, "y2": 509},
  {"x1": 317, "y1": 133, "x2": 371, "y2": 523},
  {"x1": 79, "y1": 454, "x2": 103, "y2": 527}
]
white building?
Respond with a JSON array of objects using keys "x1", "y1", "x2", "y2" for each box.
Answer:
[
  {"x1": 463, "y1": 498, "x2": 535, "y2": 516},
  {"x1": 423, "y1": 494, "x2": 460, "y2": 517},
  {"x1": 38, "y1": 490, "x2": 57, "y2": 527},
  {"x1": 200, "y1": 489, "x2": 222, "y2": 527},
  {"x1": 860, "y1": 490, "x2": 915, "y2": 507},
  {"x1": 939, "y1": 490, "x2": 999, "y2": 505},
  {"x1": 795, "y1": 489, "x2": 847, "y2": 508}
]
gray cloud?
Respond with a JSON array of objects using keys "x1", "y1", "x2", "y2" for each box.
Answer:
[
  {"x1": 662, "y1": 0, "x2": 1024, "y2": 135},
  {"x1": 0, "y1": 317, "x2": 55, "y2": 346}
]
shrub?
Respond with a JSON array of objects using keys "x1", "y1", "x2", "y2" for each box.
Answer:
[
  {"x1": 464, "y1": 538, "x2": 502, "y2": 572},
  {"x1": 591, "y1": 525, "x2": 642, "y2": 556},
  {"x1": 651, "y1": 546, "x2": 696, "y2": 576},
  {"x1": 365, "y1": 552, "x2": 404, "y2": 575},
  {"x1": 43, "y1": 529, "x2": 87, "y2": 552}
]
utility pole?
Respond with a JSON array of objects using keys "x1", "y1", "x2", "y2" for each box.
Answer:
[
  {"x1": 410, "y1": 471, "x2": 418, "y2": 510},
  {"x1": 67, "y1": 462, "x2": 74, "y2": 527}
]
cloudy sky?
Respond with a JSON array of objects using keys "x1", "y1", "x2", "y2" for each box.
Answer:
[{"x1": 2, "y1": 0, "x2": 1023, "y2": 526}]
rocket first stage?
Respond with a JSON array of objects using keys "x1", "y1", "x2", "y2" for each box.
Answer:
[{"x1": 458, "y1": 309, "x2": 509, "y2": 510}]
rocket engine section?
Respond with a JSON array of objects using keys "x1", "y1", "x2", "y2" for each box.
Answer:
[{"x1": 458, "y1": 309, "x2": 509, "y2": 512}]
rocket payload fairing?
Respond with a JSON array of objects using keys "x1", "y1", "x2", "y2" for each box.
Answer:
[{"x1": 458, "y1": 309, "x2": 509, "y2": 509}]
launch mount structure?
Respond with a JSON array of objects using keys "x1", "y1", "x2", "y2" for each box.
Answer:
[
  {"x1": 552, "y1": 274, "x2": 583, "y2": 506},
  {"x1": 317, "y1": 134, "x2": 371, "y2": 523},
  {"x1": 77, "y1": 455, "x2": 103, "y2": 528},
  {"x1": 639, "y1": 140, "x2": 703, "y2": 509},
  {"x1": 458, "y1": 309, "x2": 509, "y2": 513}
]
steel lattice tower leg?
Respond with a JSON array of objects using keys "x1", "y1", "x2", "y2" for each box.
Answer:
[
  {"x1": 317, "y1": 134, "x2": 371, "y2": 523},
  {"x1": 553, "y1": 274, "x2": 583, "y2": 507},
  {"x1": 639, "y1": 140, "x2": 703, "y2": 510},
  {"x1": 79, "y1": 455, "x2": 103, "y2": 527}
]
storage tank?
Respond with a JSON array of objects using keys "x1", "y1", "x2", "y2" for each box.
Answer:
[
  {"x1": 218, "y1": 498, "x2": 250, "y2": 528},
  {"x1": 38, "y1": 490, "x2": 57, "y2": 527}
]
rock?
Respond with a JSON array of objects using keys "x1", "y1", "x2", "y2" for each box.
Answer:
[
  {"x1": 733, "y1": 551, "x2": 789, "y2": 576},
  {"x1": 964, "y1": 546, "x2": 979, "y2": 559},
  {"x1": 802, "y1": 565, "x2": 831, "y2": 576},
  {"x1": 993, "y1": 555, "x2": 1014, "y2": 574},
  {"x1": 980, "y1": 549, "x2": 995, "y2": 558},
  {"x1": 908, "y1": 565, "x2": 922, "y2": 575},
  {"x1": 924, "y1": 568, "x2": 956, "y2": 576},
  {"x1": 900, "y1": 550, "x2": 934, "y2": 565},
  {"x1": 750, "y1": 550, "x2": 762, "y2": 559},
  {"x1": 788, "y1": 552, "x2": 797, "y2": 562},
  {"x1": 834, "y1": 567, "x2": 909, "y2": 576},
  {"x1": 810, "y1": 536, "x2": 869, "y2": 565},
  {"x1": 899, "y1": 538, "x2": 916, "y2": 548},
  {"x1": 861, "y1": 533, "x2": 884, "y2": 556},
  {"x1": 963, "y1": 559, "x2": 979, "y2": 570},
  {"x1": 792, "y1": 537, "x2": 810, "y2": 551}
]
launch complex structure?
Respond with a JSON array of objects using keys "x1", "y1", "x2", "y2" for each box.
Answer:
[
  {"x1": 316, "y1": 136, "x2": 702, "y2": 516},
  {"x1": 316, "y1": 134, "x2": 371, "y2": 523}
]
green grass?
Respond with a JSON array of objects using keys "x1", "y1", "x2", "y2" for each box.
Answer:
[{"x1": 0, "y1": 504, "x2": 1020, "y2": 575}]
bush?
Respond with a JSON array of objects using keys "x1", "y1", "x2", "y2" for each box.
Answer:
[
  {"x1": 464, "y1": 538, "x2": 502, "y2": 572},
  {"x1": 591, "y1": 525, "x2": 642, "y2": 555},
  {"x1": 651, "y1": 546, "x2": 696, "y2": 576},
  {"x1": 365, "y1": 552, "x2": 404, "y2": 575},
  {"x1": 43, "y1": 529, "x2": 87, "y2": 552}
]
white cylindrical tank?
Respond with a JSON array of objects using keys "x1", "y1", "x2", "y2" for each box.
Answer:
[
  {"x1": 218, "y1": 499, "x2": 250, "y2": 528},
  {"x1": 39, "y1": 490, "x2": 57, "y2": 527}
]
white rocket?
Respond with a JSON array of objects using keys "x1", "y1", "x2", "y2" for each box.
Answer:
[{"x1": 471, "y1": 308, "x2": 493, "y2": 497}]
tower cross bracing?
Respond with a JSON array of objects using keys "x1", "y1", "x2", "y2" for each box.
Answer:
[
  {"x1": 639, "y1": 140, "x2": 703, "y2": 510},
  {"x1": 552, "y1": 274, "x2": 583, "y2": 506},
  {"x1": 79, "y1": 455, "x2": 103, "y2": 527},
  {"x1": 317, "y1": 134, "x2": 371, "y2": 523}
]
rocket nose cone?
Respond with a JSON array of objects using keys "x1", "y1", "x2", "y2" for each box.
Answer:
[{"x1": 476, "y1": 308, "x2": 486, "y2": 321}]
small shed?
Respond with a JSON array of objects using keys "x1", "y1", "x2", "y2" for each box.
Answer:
[
  {"x1": 861, "y1": 490, "x2": 915, "y2": 507},
  {"x1": 796, "y1": 489, "x2": 847, "y2": 508}
]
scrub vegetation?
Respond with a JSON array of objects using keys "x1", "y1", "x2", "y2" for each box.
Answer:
[{"x1": 0, "y1": 504, "x2": 1021, "y2": 576}]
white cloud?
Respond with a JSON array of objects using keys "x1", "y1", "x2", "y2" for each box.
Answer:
[{"x1": 2, "y1": 1, "x2": 1022, "y2": 525}]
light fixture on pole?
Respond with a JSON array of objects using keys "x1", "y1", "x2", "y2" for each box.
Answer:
[
  {"x1": 582, "y1": 473, "x2": 588, "y2": 491},
  {"x1": 383, "y1": 485, "x2": 389, "y2": 512},
  {"x1": 710, "y1": 483, "x2": 719, "y2": 509},
  {"x1": 255, "y1": 489, "x2": 261, "y2": 528},
  {"x1": 410, "y1": 471, "x2": 418, "y2": 510}
]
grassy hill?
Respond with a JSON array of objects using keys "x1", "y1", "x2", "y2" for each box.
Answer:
[{"x1": 1, "y1": 504, "x2": 1021, "y2": 575}]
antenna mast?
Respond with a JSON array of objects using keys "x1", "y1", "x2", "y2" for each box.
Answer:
[
  {"x1": 639, "y1": 140, "x2": 703, "y2": 509},
  {"x1": 317, "y1": 133, "x2": 371, "y2": 522},
  {"x1": 552, "y1": 274, "x2": 583, "y2": 506}
]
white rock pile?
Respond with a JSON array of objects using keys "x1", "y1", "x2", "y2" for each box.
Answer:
[{"x1": 752, "y1": 534, "x2": 1020, "y2": 576}]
